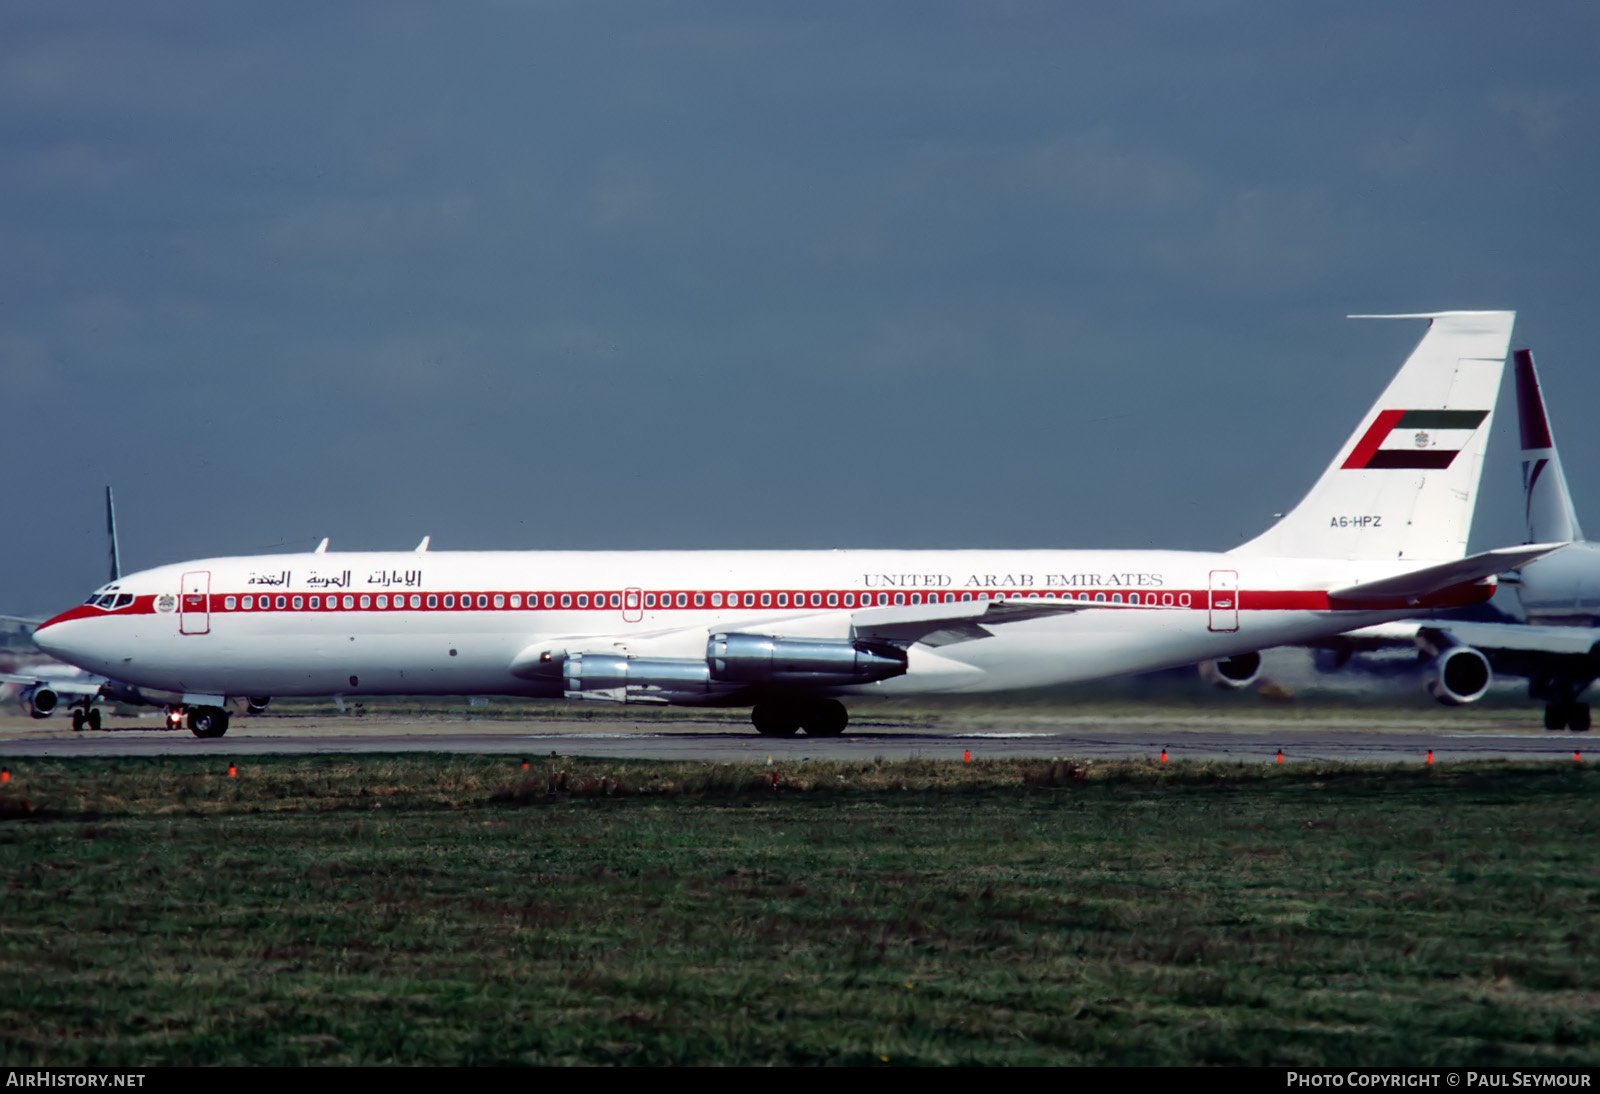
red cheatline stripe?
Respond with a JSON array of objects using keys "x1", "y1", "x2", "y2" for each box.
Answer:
[
  {"x1": 40, "y1": 586, "x2": 1459, "y2": 627},
  {"x1": 1341, "y1": 409, "x2": 1406, "y2": 469}
]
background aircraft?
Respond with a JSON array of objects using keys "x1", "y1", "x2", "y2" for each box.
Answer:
[{"x1": 1311, "y1": 350, "x2": 1600, "y2": 730}]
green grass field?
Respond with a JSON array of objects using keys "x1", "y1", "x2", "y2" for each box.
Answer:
[{"x1": 0, "y1": 756, "x2": 1595, "y2": 1065}]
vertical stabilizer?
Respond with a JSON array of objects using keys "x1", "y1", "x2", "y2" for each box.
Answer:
[
  {"x1": 1231, "y1": 311, "x2": 1513, "y2": 562},
  {"x1": 1514, "y1": 349, "x2": 1582, "y2": 544},
  {"x1": 105, "y1": 486, "x2": 121, "y2": 583}
]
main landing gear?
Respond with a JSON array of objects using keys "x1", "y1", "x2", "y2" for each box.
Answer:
[
  {"x1": 70, "y1": 706, "x2": 101, "y2": 732},
  {"x1": 1544, "y1": 702, "x2": 1591, "y2": 733},
  {"x1": 178, "y1": 705, "x2": 231, "y2": 739},
  {"x1": 751, "y1": 699, "x2": 849, "y2": 738}
]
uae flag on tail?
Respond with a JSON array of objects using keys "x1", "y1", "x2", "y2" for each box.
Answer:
[{"x1": 1341, "y1": 409, "x2": 1490, "y2": 470}]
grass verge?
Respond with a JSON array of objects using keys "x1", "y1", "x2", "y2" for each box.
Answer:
[{"x1": 0, "y1": 755, "x2": 1595, "y2": 1065}]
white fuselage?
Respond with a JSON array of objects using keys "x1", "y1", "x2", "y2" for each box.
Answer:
[{"x1": 33, "y1": 547, "x2": 1474, "y2": 703}]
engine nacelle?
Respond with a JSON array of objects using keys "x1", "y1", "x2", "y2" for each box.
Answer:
[
  {"x1": 563, "y1": 653, "x2": 712, "y2": 704},
  {"x1": 707, "y1": 633, "x2": 907, "y2": 685},
  {"x1": 246, "y1": 696, "x2": 272, "y2": 714},
  {"x1": 1199, "y1": 652, "x2": 1262, "y2": 690},
  {"x1": 24, "y1": 686, "x2": 58, "y2": 718},
  {"x1": 1425, "y1": 645, "x2": 1492, "y2": 706}
]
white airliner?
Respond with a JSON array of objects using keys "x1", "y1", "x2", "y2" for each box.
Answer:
[
  {"x1": 32, "y1": 311, "x2": 1556, "y2": 739},
  {"x1": 1317, "y1": 348, "x2": 1600, "y2": 731}
]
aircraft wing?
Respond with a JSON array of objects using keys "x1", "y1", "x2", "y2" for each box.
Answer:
[
  {"x1": 0, "y1": 614, "x2": 45, "y2": 627},
  {"x1": 848, "y1": 596, "x2": 1152, "y2": 646},
  {"x1": 1328, "y1": 543, "x2": 1566, "y2": 607},
  {"x1": 0, "y1": 671, "x2": 105, "y2": 697}
]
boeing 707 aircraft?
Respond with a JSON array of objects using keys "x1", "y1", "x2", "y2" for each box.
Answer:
[{"x1": 31, "y1": 312, "x2": 1554, "y2": 738}]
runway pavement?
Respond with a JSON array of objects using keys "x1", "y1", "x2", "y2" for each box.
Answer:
[{"x1": 0, "y1": 705, "x2": 1589, "y2": 763}]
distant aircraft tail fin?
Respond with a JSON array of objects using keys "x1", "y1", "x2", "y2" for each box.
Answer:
[
  {"x1": 105, "y1": 486, "x2": 121, "y2": 583},
  {"x1": 1231, "y1": 311, "x2": 1514, "y2": 563},
  {"x1": 1514, "y1": 349, "x2": 1583, "y2": 545}
]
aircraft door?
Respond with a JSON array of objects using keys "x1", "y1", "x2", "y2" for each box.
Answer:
[
  {"x1": 623, "y1": 587, "x2": 643, "y2": 623},
  {"x1": 180, "y1": 571, "x2": 211, "y2": 635},
  {"x1": 1208, "y1": 570, "x2": 1239, "y2": 632}
]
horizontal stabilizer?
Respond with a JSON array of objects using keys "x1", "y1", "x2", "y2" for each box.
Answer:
[
  {"x1": 0, "y1": 614, "x2": 45, "y2": 627},
  {"x1": 1328, "y1": 543, "x2": 1564, "y2": 605}
]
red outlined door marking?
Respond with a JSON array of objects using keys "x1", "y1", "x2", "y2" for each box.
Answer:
[
  {"x1": 623, "y1": 587, "x2": 643, "y2": 623},
  {"x1": 180, "y1": 571, "x2": 211, "y2": 635},
  {"x1": 1208, "y1": 570, "x2": 1239, "y2": 632}
]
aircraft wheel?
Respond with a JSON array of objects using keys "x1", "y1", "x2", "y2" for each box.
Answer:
[
  {"x1": 87, "y1": 708, "x2": 101, "y2": 731},
  {"x1": 71, "y1": 709, "x2": 86, "y2": 732},
  {"x1": 246, "y1": 697, "x2": 271, "y2": 714},
  {"x1": 1545, "y1": 704, "x2": 1568, "y2": 731},
  {"x1": 751, "y1": 701, "x2": 800, "y2": 737},
  {"x1": 1570, "y1": 703, "x2": 1591, "y2": 732},
  {"x1": 188, "y1": 707, "x2": 230, "y2": 739},
  {"x1": 800, "y1": 699, "x2": 848, "y2": 737}
]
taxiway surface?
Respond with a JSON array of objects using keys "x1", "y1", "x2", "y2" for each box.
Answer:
[{"x1": 0, "y1": 706, "x2": 1588, "y2": 764}]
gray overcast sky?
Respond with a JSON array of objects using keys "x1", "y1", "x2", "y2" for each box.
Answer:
[{"x1": 4, "y1": 1, "x2": 1598, "y2": 614}]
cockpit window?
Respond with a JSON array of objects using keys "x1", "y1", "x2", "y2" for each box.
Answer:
[{"x1": 113, "y1": 594, "x2": 133, "y2": 608}]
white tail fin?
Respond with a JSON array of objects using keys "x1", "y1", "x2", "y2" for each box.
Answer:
[
  {"x1": 1514, "y1": 349, "x2": 1582, "y2": 545},
  {"x1": 1232, "y1": 311, "x2": 1514, "y2": 563}
]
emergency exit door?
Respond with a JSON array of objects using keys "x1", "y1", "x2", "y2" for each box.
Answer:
[
  {"x1": 180, "y1": 571, "x2": 211, "y2": 635},
  {"x1": 1208, "y1": 570, "x2": 1239, "y2": 632}
]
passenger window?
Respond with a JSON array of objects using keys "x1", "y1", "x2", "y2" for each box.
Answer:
[
  {"x1": 1128, "y1": 593, "x2": 1138, "y2": 604},
  {"x1": 671, "y1": 593, "x2": 682, "y2": 607},
  {"x1": 292, "y1": 595, "x2": 303, "y2": 609},
  {"x1": 1179, "y1": 593, "x2": 1191, "y2": 607},
  {"x1": 477, "y1": 594, "x2": 489, "y2": 609},
  {"x1": 544, "y1": 594, "x2": 554, "y2": 607},
  {"x1": 961, "y1": 593, "x2": 971, "y2": 601},
  {"x1": 310, "y1": 596, "x2": 320, "y2": 609},
  {"x1": 945, "y1": 593, "x2": 955, "y2": 603},
  {"x1": 645, "y1": 593, "x2": 656, "y2": 608},
  {"x1": 844, "y1": 593, "x2": 854, "y2": 607},
  {"x1": 777, "y1": 592, "x2": 788, "y2": 607},
  {"x1": 894, "y1": 593, "x2": 905, "y2": 605},
  {"x1": 408, "y1": 594, "x2": 419, "y2": 608},
  {"x1": 694, "y1": 593, "x2": 704, "y2": 606},
  {"x1": 377, "y1": 595, "x2": 388, "y2": 609},
  {"x1": 561, "y1": 594, "x2": 572, "y2": 607},
  {"x1": 225, "y1": 596, "x2": 237, "y2": 610},
  {"x1": 425, "y1": 594, "x2": 436, "y2": 608},
  {"x1": 911, "y1": 593, "x2": 922, "y2": 605},
  {"x1": 493, "y1": 594, "x2": 505, "y2": 608},
  {"x1": 242, "y1": 595, "x2": 254, "y2": 609},
  {"x1": 343, "y1": 595, "x2": 354, "y2": 609},
  {"x1": 610, "y1": 593, "x2": 620, "y2": 608},
  {"x1": 761, "y1": 593, "x2": 771, "y2": 607},
  {"x1": 359, "y1": 595, "x2": 371, "y2": 608},
  {"x1": 510, "y1": 595, "x2": 521, "y2": 608},
  {"x1": 443, "y1": 594, "x2": 455, "y2": 608},
  {"x1": 878, "y1": 593, "x2": 888, "y2": 606},
  {"x1": 711, "y1": 593, "x2": 723, "y2": 607},
  {"x1": 1111, "y1": 593, "x2": 1122, "y2": 603},
  {"x1": 1094, "y1": 593, "x2": 1106, "y2": 602},
  {"x1": 827, "y1": 593, "x2": 838, "y2": 607},
  {"x1": 1162, "y1": 593, "x2": 1173, "y2": 606}
]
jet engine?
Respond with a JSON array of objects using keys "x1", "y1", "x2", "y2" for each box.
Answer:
[
  {"x1": 1422, "y1": 637, "x2": 1492, "y2": 706},
  {"x1": 563, "y1": 653, "x2": 714, "y2": 703},
  {"x1": 23, "y1": 686, "x2": 58, "y2": 718},
  {"x1": 708, "y1": 634, "x2": 907, "y2": 685},
  {"x1": 1198, "y1": 652, "x2": 1263, "y2": 690}
]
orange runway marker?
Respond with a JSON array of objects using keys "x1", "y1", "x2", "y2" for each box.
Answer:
[
  {"x1": 0, "y1": 768, "x2": 8, "y2": 785},
  {"x1": 963, "y1": 750, "x2": 970, "y2": 763},
  {"x1": 1160, "y1": 749, "x2": 1168, "y2": 764},
  {"x1": 227, "y1": 763, "x2": 237, "y2": 778},
  {"x1": 1426, "y1": 750, "x2": 1434, "y2": 765},
  {"x1": 1276, "y1": 749, "x2": 1284, "y2": 764}
]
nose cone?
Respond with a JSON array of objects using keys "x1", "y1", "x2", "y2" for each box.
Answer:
[{"x1": 30, "y1": 606, "x2": 95, "y2": 664}]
